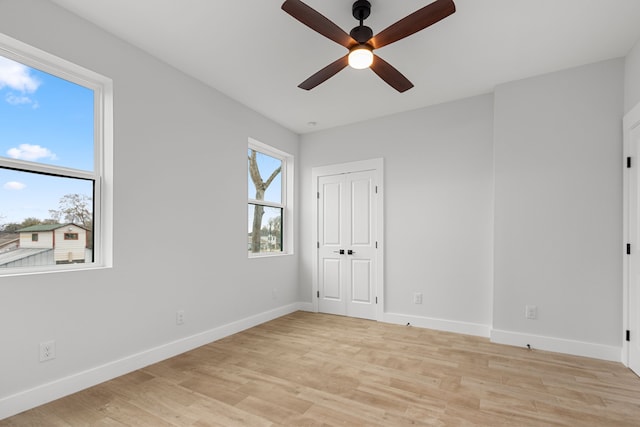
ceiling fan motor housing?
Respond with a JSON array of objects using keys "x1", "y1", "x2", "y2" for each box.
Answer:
[{"x1": 350, "y1": 25, "x2": 373, "y2": 43}]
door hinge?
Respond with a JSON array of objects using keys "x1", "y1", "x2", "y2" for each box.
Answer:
[
  {"x1": 375, "y1": 296, "x2": 378, "y2": 304},
  {"x1": 317, "y1": 291, "x2": 320, "y2": 298},
  {"x1": 628, "y1": 157, "x2": 632, "y2": 168},
  {"x1": 627, "y1": 330, "x2": 631, "y2": 342},
  {"x1": 317, "y1": 241, "x2": 320, "y2": 249},
  {"x1": 375, "y1": 241, "x2": 378, "y2": 249},
  {"x1": 628, "y1": 243, "x2": 631, "y2": 255},
  {"x1": 317, "y1": 192, "x2": 320, "y2": 199},
  {"x1": 375, "y1": 185, "x2": 378, "y2": 194}
]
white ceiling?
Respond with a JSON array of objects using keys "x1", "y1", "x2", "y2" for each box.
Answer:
[{"x1": 50, "y1": 0, "x2": 640, "y2": 134}]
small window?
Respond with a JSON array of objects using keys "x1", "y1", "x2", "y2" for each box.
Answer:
[
  {"x1": 0, "y1": 33, "x2": 113, "y2": 274},
  {"x1": 248, "y1": 139, "x2": 293, "y2": 256}
]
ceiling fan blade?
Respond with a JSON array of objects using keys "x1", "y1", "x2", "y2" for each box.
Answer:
[
  {"x1": 370, "y1": 0, "x2": 455, "y2": 50},
  {"x1": 282, "y1": 0, "x2": 357, "y2": 48},
  {"x1": 298, "y1": 55, "x2": 349, "y2": 90},
  {"x1": 370, "y1": 54, "x2": 414, "y2": 93}
]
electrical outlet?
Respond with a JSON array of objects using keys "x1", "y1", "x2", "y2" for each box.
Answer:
[
  {"x1": 39, "y1": 340, "x2": 56, "y2": 362},
  {"x1": 525, "y1": 305, "x2": 537, "y2": 320},
  {"x1": 413, "y1": 292, "x2": 423, "y2": 304},
  {"x1": 176, "y1": 310, "x2": 185, "y2": 325}
]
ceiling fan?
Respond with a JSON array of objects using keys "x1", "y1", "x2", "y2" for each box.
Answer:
[{"x1": 281, "y1": 0, "x2": 456, "y2": 92}]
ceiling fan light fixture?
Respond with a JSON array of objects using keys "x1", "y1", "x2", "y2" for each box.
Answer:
[{"x1": 348, "y1": 45, "x2": 373, "y2": 69}]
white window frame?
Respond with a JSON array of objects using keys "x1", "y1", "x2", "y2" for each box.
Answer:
[
  {"x1": 0, "y1": 33, "x2": 113, "y2": 276},
  {"x1": 248, "y1": 138, "x2": 294, "y2": 257}
]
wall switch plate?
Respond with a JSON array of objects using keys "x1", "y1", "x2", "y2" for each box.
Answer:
[
  {"x1": 413, "y1": 292, "x2": 423, "y2": 304},
  {"x1": 176, "y1": 310, "x2": 185, "y2": 325},
  {"x1": 39, "y1": 340, "x2": 56, "y2": 362},
  {"x1": 525, "y1": 305, "x2": 537, "y2": 320}
]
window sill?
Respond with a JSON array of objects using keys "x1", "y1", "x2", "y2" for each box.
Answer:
[
  {"x1": 0, "y1": 263, "x2": 112, "y2": 278},
  {"x1": 248, "y1": 252, "x2": 294, "y2": 259}
]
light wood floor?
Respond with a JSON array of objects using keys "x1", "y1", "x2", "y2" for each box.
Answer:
[{"x1": 3, "y1": 311, "x2": 640, "y2": 426}]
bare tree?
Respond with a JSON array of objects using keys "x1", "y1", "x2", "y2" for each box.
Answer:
[
  {"x1": 248, "y1": 149, "x2": 281, "y2": 252},
  {"x1": 49, "y1": 193, "x2": 92, "y2": 229}
]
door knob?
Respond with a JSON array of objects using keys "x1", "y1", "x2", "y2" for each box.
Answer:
[{"x1": 348, "y1": 249, "x2": 355, "y2": 255}]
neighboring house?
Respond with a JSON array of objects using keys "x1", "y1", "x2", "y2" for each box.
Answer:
[
  {"x1": 16, "y1": 223, "x2": 88, "y2": 264},
  {"x1": 0, "y1": 223, "x2": 88, "y2": 268}
]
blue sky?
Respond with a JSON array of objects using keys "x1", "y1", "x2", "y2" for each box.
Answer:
[
  {"x1": 248, "y1": 149, "x2": 282, "y2": 203},
  {"x1": 0, "y1": 55, "x2": 94, "y2": 225}
]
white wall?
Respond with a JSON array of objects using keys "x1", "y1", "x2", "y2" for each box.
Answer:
[
  {"x1": 300, "y1": 94, "x2": 495, "y2": 334},
  {"x1": 625, "y1": 38, "x2": 640, "y2": 113},
  {"x1": 0, "y1": 0, "x2": 299, "y2": 418},
  {"x1": 492, "y1": 59, "x2": 624, "y2": 359}
]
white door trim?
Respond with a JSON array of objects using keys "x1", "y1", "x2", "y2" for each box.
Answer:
[
  {"x1": 312, "y1": 158, "x2": 384, "y2": 321},
  {"x1": 624, "y1": 101, "x2": 640, "y2": 368}
]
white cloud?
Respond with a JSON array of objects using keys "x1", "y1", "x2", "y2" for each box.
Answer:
[
  {"x1": 3, "y1": 181, "x2": 26, "y2": 190},
  {"x1": 5, "y1": 93, "x2": 33, "y2": 106},
  {"x1": 6, "y1": 144, "x2": 57, "y2": 161},
  {"x1": 0, "y1": 56, "x2": 40, "y2": 93}
]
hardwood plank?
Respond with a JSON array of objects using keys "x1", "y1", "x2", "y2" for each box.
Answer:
[{"x1": 2, "y1": 311, "x2": 640, "y2": 426}]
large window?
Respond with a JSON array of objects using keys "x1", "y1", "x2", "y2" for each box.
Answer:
[
  {"x1": 0, "y1": 34, "x2": 112, "y2": 274},
  {"x1": 248, "y1": 139, "x2": 293, "y2": 256}
]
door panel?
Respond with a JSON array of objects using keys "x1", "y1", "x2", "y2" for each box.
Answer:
[
  {"x1": 322, "y1": 258, "x2": 342, "y2": 300},
  {"x1": 322, "y1": 181, "x2": 342, "y2": 245},
  {"x1": 351, "y1": 177, "x2": 371, "y2": 245},
  {"x1": 318, "y1": 174, "x2": 348, "y2": 316},
  {"x1": 348, "y1": 171, "x2": 376, "y2": 319},
  {"x1": 351, "y1": 259, "x2": 372, "y2": 303}
]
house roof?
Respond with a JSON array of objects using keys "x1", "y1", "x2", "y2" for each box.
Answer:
[
  {"x1": 0, "y1": 248, "x2": 52, "y2": 266},
  {"x1": 17, "y1": 223, "x2": 86, "y2": 233}
]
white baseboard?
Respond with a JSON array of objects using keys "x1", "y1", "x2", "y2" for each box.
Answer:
[
  {"x1": 297, "y1": 301, "x2": 314, "y2": 312},
  {"x1": 383, "y1": 312, "x2": 491, "y2": 337},
  {"x1": 490, "y1": 329, "x2": 622, "y2": 362},
  {"x1": 0, "y1": 302, "x2": 304, "y2": 421}
]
